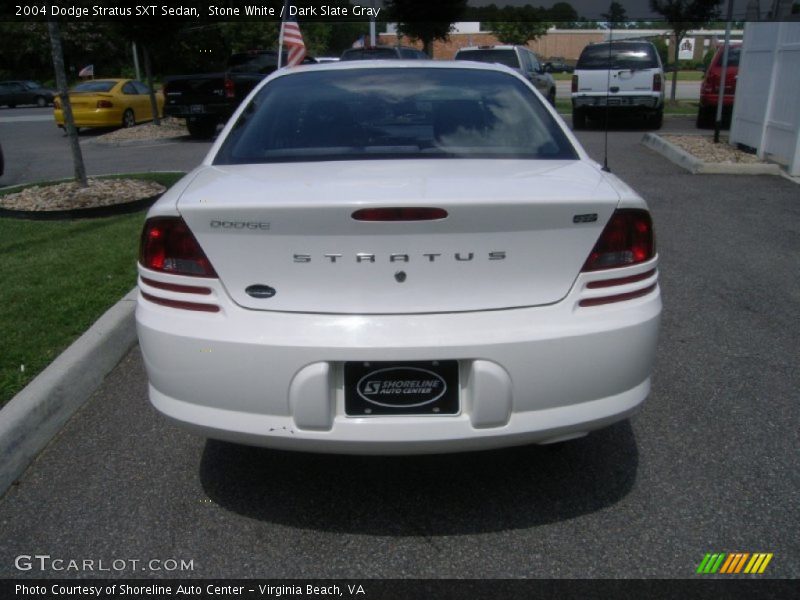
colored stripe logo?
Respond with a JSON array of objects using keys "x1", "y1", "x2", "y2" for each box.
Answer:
[{"x1": 696, "y1": 553, "x2": 773, "y2": 574}]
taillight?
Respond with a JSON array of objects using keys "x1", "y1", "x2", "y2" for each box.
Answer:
[
  {"x1": 582, "y1": 209, "x2": 655, "y2": 272},
  {"x1": 224, "y1": 77, "x2": 235, "y2": 99},
  {"x1": 96, "y1": 100, "x2": 113, "y2": 108},
  {"x1": 652, "y1": 73, "x2": 661, "y2": 92},
  {"x1": 571, "y1": 74, "x2": 578, "y2": 93},
  {"x1": 703, "y1": 73, "x2": 719, "y2": 93},
  {"x1": 139, "y1": 217, "x2": 217, "y2": 277}
]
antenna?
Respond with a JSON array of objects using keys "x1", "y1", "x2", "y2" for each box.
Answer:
[{"x1": 602, "y1": 26, "x2": 612, "y2": 173}]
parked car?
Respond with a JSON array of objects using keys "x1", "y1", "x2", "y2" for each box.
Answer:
[
  {"x1": 544, "y1": 57, "x2": 574, "y2": 73},
  {"x1": 340, "y1": 45, "x2": 430, "y2": 60},
  {"x1": 0, "y1": 80, "x2": 55, "y2": 108},
  {"x1": 53, "y1": 79, "x2": 163, "y2": 130},
  {"x1": 696, "y1": 42, "x2": 742, "y2": 128},
  {"x1": 136, "y1": 61, "x2": 661, "y2": 454},
  {"x1": 163, "y1": 50, "x2": 317, "y2": 139},
  {"x1": 454, "y1": 45, "x2": 556, "y2": 105},
  {"x1": 571, "y1": 40, "x2": 665, "y2": 130}
]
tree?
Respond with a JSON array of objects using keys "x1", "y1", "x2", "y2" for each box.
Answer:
[
  {"x1": 47, "y1": 20, "x2": 87, "y2": 188},
  {"x1": 385, "y1": 0, "x2": 468, "y2": 57},
  {"x1": 602, "y1": 2, "x2": 628, "y2": 28},
  {"x1": 489, "y1": 21, "x2": 549, "y2": 46},
  {"x1": 650, "y1": 0, "x2": 721, "y2": 101},
  {"x1": 546, "y1": 2, "x2": 579, "y2": 25},
  {"x1": 110, "y1": 20, "x2": 189, "y2": 126}
]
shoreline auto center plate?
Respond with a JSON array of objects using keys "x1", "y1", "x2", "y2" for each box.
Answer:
[{"x1": 344, "y1": 360, "x2": 459, "y2": 416}]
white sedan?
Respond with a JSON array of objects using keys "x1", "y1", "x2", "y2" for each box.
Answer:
[{"x1": 136, "y1": 61, "x2": 661, "y2": 454}]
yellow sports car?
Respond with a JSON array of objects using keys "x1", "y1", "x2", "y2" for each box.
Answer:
[{"x1": 54, "y1": 78, "x2": 164, "y2": 129}]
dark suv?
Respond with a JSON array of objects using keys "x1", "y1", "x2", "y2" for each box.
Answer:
[{"x1": 340, "y1": 46, "x2": 430, "y2": 61}]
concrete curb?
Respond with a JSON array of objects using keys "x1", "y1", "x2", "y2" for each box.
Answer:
[
  {"x1": 641, "y1": 133, "x2": 784, "y2": 175},
  {"x1": 0, "y1": 288, "x2": 138, "y2": 496},
  {"x1": 82, "y1": 135, "x2": 188, "y2": 148}
]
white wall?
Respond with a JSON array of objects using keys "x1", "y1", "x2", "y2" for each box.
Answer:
[{"x1": 730, "y1": 22, "x2": 800, "y2": 176}]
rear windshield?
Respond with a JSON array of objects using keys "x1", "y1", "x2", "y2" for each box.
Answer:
[
  {"x1": 455, "y1": 49, "x2": 520, "y2": 69},
  {"x1": 577, "y1": 43, "x2": 659, "y2": 70},
  {"x1": 72, "y1": 81, "x2": 117, "y2": 92},
  {"x1": 228, "y1": 53, "x2": 278, "y2": 73},
  {"x1": 714, "y1": 46, "x2": 740, "y2": 67},
  {"x1": 340, "y1": 48, "x2": 399, "y2": 60},
  {"x1": 214, "y1": 68, "x2": 577, "y2": 164}
]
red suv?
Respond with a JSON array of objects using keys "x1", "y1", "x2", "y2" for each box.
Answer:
[{"x1": 697, "y1": 43, "x2": 741, "y2": 128}]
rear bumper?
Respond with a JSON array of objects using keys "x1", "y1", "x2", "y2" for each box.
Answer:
[
  {"x1": 149, "y1": 379, "x2": 650, "y2": 454},
  {"x1": 572, "y1": 95, "x2": 662, "y2": 110},
  {"x1": 164, "y1": 103, "x2": 230, "y2": 120},
  {"x1": 699, "y1": 93, "x2": 735, "y2": 108},
  {"x1": 136, "y1": 260, "x2": 661, "y2": 454},
  {"x1": 54, "y1": 107, "x2": 124, "y2": 128}
]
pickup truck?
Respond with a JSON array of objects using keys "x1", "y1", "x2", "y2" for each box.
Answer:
[{"x1": 163, "y1": 50, "x2": 316, "y2": 139}]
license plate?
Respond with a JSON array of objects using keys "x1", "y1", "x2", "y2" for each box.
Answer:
[
  {"x1": 344, "y1": 360, "x2": 459, "y2": 416},
  {"x1": 190, "y1": 104, "x2": 204, "y2": 113}
]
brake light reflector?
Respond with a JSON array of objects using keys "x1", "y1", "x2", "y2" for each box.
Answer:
[
  {"x1": 582, "y1": 209, "x2": 655, "y2": 271},
  {"x1": 579, "y1": 284, "x2": 657, "y2": 307},
  {"x1": 139, "y1": 217, "x2": 217, "y2": 277},
  {"x1": 141, "y1": 291, "x2": 220, "y2": 313},
  {"x1": 571, "y1": 74, "x2": 578, "y2": 93},
  {"x1": 96, "y1": 100, "x2": 113, "y2": 108},
  {"x1": 224, "y1": 77, "x2": 235, "y2": 99}
]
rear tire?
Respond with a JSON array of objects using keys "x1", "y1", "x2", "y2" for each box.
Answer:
[
  {"x1": 650, "y1": 108, "x2": 664, "y2": 130},
  {"x1": 186, "y1": 117, "x2": 218, "y2": 140},
  {"x1": 122, "y1": 109, "x2": 136, "y2": 128},
  {"x1": 547, "y1": 88, "x2": 556, "y2": 107},
  {"x1": 696, "y1": 106, "x2": 714, "y2": 129},
  {"x1": 36, "y1": 96, "x2": 46, "y2": 107},
  {"x1": 572, "y1": 108, "x2": 586, "y2": 130}
]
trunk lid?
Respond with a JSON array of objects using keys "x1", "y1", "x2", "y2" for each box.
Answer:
[
  {"x1": 68, "y1": 92, "x2": 113, "y2": 108},
  {"x1": 177, "y1": 160, "x2": 620, "y2": 314}
]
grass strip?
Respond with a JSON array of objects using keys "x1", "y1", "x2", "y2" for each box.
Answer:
[{"x1": 0, "y1": 172, "x2": 184, "y2": 407}]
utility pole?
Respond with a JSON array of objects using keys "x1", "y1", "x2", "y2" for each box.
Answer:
[
  {"x1": 369, "y1": 0, "x2": 377, "y2": 46},
  {"x1": 132, "y1": 41, "x2": 141, "y2": 80},
  {"x1": 713, "y1": 0, "x2": 734, "y2": 143}
]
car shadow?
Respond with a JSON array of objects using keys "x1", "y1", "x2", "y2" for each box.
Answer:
[
  {"x1": 582, "y1": 114, "x2": 660, "y2": 131},
  {"x1": 199, "y1": 420, "x2": 639, "y2": 536}
]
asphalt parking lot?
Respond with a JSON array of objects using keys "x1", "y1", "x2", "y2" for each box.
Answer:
[
  {"x1": 0, "y1": 107, "x2": 210, "y2": 187},
  {"x1": 1, "y1": 112, "x2": 798, "y2": 579}
]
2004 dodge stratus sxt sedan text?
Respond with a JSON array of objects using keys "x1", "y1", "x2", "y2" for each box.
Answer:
[{"x1": 136, "y1": 61, "x2": 661, "y2": 454}]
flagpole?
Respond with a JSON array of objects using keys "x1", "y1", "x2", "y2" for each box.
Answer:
[{"x1": 277, "y1": 0, "x2": 289, "y2": 69}]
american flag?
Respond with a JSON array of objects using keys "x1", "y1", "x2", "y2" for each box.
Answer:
[{"x1": 280, "y1": 13, "x2": 306, "y2": 67}]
